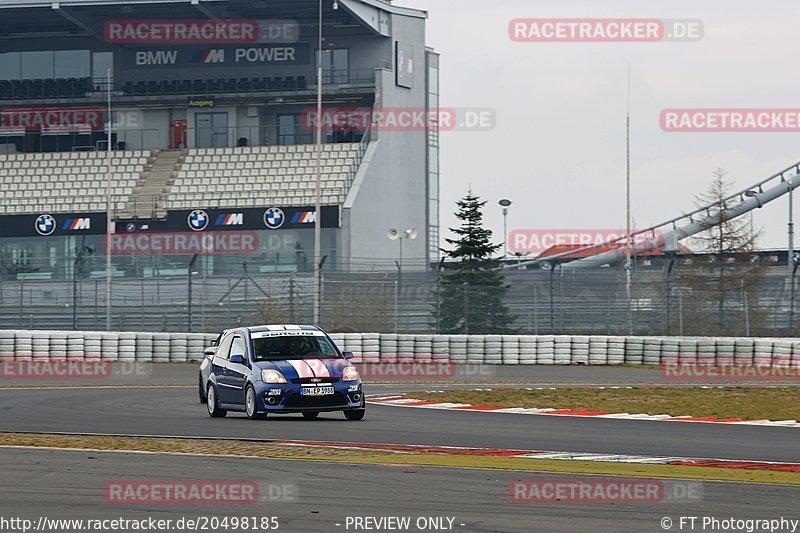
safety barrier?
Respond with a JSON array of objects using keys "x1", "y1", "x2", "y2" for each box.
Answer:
[{"x1": 1, "y1": 330, "x2": 799, "y2": 366}]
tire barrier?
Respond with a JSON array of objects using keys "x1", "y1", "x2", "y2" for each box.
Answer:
[{"x1": 1, "y1": 329, "x2": 800, "y2": 367}]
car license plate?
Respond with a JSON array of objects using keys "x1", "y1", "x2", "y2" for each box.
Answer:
[{"x1": 301, "y1": 386, "x2": 334, "y2": 396}]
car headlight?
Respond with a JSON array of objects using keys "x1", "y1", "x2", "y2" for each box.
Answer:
[
  {"x1": 261, "y1": 369, "x2": 287, "y2": 383},
  {"x1": 342, "y1": 366, "x2": 360, "y2": 382}
]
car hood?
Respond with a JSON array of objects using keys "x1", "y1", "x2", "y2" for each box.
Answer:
[{"x1": 255, "y1": 358, "x2": 351, "y2": 380}]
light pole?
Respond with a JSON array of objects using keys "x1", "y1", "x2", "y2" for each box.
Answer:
[
  {"x1": 499, "y1": 199, "x2": 511, "y2": 258},
  {"x1": 312, "y1": 0, "x2": 325, "y2": 325},
  {"x1": 187, "y1": 253, "x2": 199, "y2": 333},
  {"x1": 105, "y1": 68, "x2": 113, "y2": 331},
  {"x1": 388, "y1": 228, "x2": 417, "y2": 331},
  {"x1": 789, "y1": 177, "x2": 794, "y2": 274}
]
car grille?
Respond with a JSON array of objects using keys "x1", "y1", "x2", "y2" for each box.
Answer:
[
  {"x1": 291, "y1": 377, "x2": 341, "y2": 384},
  {"x1": 285, "y1": 393, "x2": 347, "y2": 409}
]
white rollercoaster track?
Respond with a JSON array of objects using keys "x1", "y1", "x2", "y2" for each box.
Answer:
[{"x1": 505, "y1": 160, "x2": 800, "y2": 269}]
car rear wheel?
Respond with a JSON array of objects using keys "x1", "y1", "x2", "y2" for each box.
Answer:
[
  {"x1": 207, "y1": 384, "x2": 227, "y2": 418},
  {"x1": 198, "y1": 374, "x2": 207, "y2": 403},
  {"x1": 245, "y1": 386, "x2": 267, "y2": 420},
  {"x1": 302, "y1": 411, "x2": 320, "y2": 419},
  {"x1": 343, "y1": 408, "x2": 365, "y2": 421}
]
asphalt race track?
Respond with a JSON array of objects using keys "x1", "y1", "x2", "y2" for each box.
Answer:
[
  {"x1": 2, "y1": 447, "x2": 799, "y2": 533},
  {"x1": 1, "y1": 365, "x2": 799, "y2": 533},
  {"x1": 0, "y1": 382, "x2": 798, "y2": 463}
]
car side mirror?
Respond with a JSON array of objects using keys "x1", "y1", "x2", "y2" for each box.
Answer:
[
  {"x1": 342, "y1": 351, "x2": 355, "y2": 360},
  {"x1": 204, "y1": 347, "x2": 216, "y2": 358},
  {"x1": 229, "y1": 354, "x2": 246, "y2": 365}
]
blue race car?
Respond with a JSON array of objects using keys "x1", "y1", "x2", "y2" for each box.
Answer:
[{"x1": 204, "y1": 325, "x2": 365, "y2": 421}]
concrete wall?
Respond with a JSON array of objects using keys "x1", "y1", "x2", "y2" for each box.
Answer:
[{"x1": 342, "y1": 12, "x2": 429, "y2": 269}]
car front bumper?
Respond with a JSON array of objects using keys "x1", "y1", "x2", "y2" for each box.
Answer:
[{"x1": 254, "y1": 380, "x2": 364, "y2": 412}]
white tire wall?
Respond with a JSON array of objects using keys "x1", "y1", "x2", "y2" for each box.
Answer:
[
  {"x1": 101, "y1": 333, "x2": 119, "y2": 361},
  {"x1": 536, "y1": 335, "x2": 555, "y2": 365},
  {"x1": 734, "y1": 338, "x2": 755, "y2": 367},
  {"x1": 84, "y1": 332, "x2": 103, "y2": 360},
  {"x1": 588, "y1": 336, "x2": 608, "y2": 365},
  {"x1": 483, "y1": 335, "x2": 502, "y2": 365},
  {"x1": 397, "y1": 335, "x2": 415, "y2": 363},
  {"x1": 379, "y1": 334, "x2": 398, "y2": 363},
  {"x1": 501, "y1": 335, "x2": 520, "y2": 365},
  {"x1": 607, "y1": 337, "x2": 625, "y2": 365},
  {"x1": 118, "y1": 333, "x2": 137, "y2": 363},
  {"x1": 414, "y1": 334, "x2": 433, "y2": 363},
  {"x1": 518, "y1": 335, "x2": 538, "y2": 365},
  {"x1": 0, "y1": 330, "x2": 15, "y2": 361},
  {"x1": 362, "y1": 332, "x2": 381, "y2": 363},
  {"x1": 448, "y1": 335, "x2": 468, "y2": 364},
  {"x1": 753, "y1": 339, "x2": 774, "y2": 367},
  {"x1": 553, "y1": 336, "x2": 571, "y2": 365},
  {"x1": 624, "y1": 337, "x2": 644, "y2": 365}
]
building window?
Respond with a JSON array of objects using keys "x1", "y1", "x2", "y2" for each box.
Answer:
[{"x1": 318, "y1": 49, "x2": 350, "y2": 84}]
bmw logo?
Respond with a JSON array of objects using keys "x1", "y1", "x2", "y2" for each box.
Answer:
[
  {"x1": 126, "y1": 223, "x2": 137, "y2": 232},
  {"x1": 35, "y1": 214, "x2": 56, "y2": 236},
  {"x1": 264, "y1": 207, "x2": 285, "y2": 230},
  {"x1": 188, "y1": 209, "x2": 209, "y2": 231}
]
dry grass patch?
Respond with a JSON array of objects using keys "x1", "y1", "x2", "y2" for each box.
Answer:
[{"x1": 412, "y1": 387, "x2": 800, "y2": 420}]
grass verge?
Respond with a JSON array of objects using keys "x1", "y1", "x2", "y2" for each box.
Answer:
[
  {"x1": 411, "y1": 387, "x2": 800, "y2": 420},
  {"x1": 1, "y1": 432, "x2": 799, "y2": 486}
]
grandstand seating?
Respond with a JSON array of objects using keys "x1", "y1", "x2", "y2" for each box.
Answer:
[
  {"x1": 121, "y1": 76, "x2": 309, "y2": 98},
  {"x1": 171, "y1": 143, "x2": 362, "y2": 209},
  {"x1": 0, "y1": 142, "x2": 365, "y2": 215},
  {"x1": 0, "y1": 151, "x2": 147, "y2": 213},
  {"x1": 0, "y1": 77, "x2": 93, "y2": 100}
]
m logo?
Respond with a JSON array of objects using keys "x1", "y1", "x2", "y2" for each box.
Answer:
[
  {"x1": 215, "y1": 213, "x2": 243, "y2": 226},
  {"x1": 192, "y1": 48, "x2": 226, "y2": 64},
  {"x1": 135, "y1": 50, "x2": 178, "y2": 66},
  {"x1": 63, "y1": 218, "x2": 91, "y2": 231},
  {"x1": 291, "y1": 211, "x2": 316, "y2": 224}
]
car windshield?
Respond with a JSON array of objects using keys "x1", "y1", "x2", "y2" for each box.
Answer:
[{"x1": 252, "y1": 335, "x2": 340, "y2": 361}]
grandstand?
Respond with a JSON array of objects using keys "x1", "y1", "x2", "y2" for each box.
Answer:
[{"x1": 0, "y1": 0, "x2": 439, "y2": 276}]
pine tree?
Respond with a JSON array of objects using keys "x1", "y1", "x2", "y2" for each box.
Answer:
[{"x1": 434, "y1": 191, "x2": 514, "y2": 334}]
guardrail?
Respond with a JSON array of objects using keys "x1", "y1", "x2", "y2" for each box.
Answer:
[{"x1": 1, "y1": 330, "x2": 798, "y2": 366}]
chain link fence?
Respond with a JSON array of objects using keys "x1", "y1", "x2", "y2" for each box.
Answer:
[{"x1": 1, "y1": 252, "x2": 798, "y2": 336}]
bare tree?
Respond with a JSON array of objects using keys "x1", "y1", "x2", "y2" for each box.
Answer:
[{"x1": 677, "y1": 168, "x2": 766, "y2": 335}]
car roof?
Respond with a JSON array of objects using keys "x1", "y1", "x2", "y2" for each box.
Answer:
[{"x1": 246, "y1": 324, "x2": 322, "y2": 334}]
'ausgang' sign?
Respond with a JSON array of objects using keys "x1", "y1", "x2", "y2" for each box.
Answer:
[{"x1": 104, "y1": 19, "x2": 260, "y2": 44}]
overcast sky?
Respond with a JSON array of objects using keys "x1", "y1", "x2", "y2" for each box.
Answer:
[{"x1": 394, "y1": 0, "x2": 800, "y2": 253}]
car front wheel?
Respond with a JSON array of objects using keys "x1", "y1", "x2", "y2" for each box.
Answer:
[
  {"x1": 207, "y1": 384, "x2": 227, "y2": 418},
  {"x1": 245, "y1": 385, "x2": 267, "y2": 420},
  {"x1": 343, "y1": 408, "x2": 365, "y2": 421}
]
